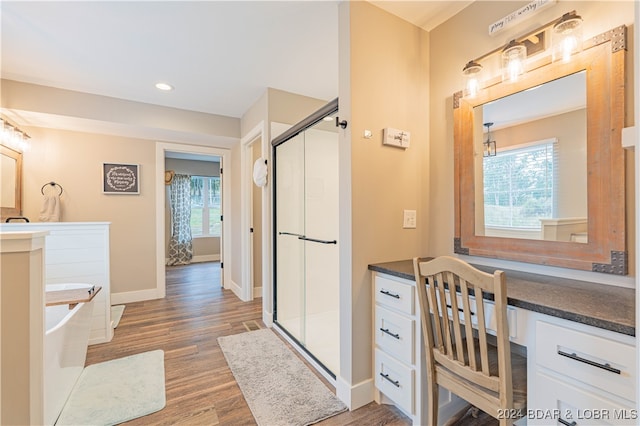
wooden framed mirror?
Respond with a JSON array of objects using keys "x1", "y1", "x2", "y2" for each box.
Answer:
[
  {"x1": 454, "y1": 25, "x2": 627, "y2": 275},
  {"x1": 1, "y1": 144, "x2": 23, "y2": 221}
]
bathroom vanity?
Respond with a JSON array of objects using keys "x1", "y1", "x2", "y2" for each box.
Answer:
[
  {"x1": 369, "y1": 259, "x2": 635, "y2": 426},
  {"x1": 1, "y1": 222, "x2": 112, "y2": 345}
]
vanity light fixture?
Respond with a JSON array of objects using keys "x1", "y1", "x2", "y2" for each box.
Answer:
[
  {"x1": 462, "y1": 60, "x2": 483, "y2": 98},
  {"x1": 552, "y1": 11, "x2": 583, "y2": 63},
  {"x1": 0, "y1": 118, "x2": 30, "y2": 152},
  {"x1": 459, "y1": 10, "x2": 583, "y2": 96},
  {"x1": 155, "y1": 82, "x2": 174, "y2": 91},
  {"x1": 483, "y1": 122, "x2": 496, "y2": 157},
  {"x1": 501, "y1": 40, "x2": 527, "y2": 83}
]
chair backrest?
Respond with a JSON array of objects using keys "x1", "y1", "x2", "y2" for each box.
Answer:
[{"x1": 413, "y1": 256, "x2": 512, "y2": 406}]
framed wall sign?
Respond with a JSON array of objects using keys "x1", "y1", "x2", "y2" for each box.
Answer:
[{"x1": 102, "y1": 163, "x2": 140, "y2": 194}]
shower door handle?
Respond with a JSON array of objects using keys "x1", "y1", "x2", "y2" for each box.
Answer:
[
  {"x1": 279, "y1": 231, "x2": 304, "y2": 238},
  {"x1": 298, "y1": 236, "x2": 337, "y2": 245}
]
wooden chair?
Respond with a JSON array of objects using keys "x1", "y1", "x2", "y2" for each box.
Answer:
[{"x1": 413, "y1": 256, "x2": 526, "y2": 426}]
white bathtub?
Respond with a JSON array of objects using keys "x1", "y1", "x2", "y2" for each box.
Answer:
[{"x1": 44, "y1": 283, "x2": 95, "y2": 426}]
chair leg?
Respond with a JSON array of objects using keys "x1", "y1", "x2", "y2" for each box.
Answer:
[{"x1": 428, "y1": 383, "x2": 439, "y2": 426}]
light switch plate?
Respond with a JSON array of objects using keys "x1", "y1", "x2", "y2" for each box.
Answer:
[{"x1": 403, "y1": 210, "x2": 416, "y2": 229}]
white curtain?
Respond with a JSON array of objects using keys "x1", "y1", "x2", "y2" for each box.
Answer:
[{"x1": 167, "y1": 174, "x2": 193, "y2": 266}]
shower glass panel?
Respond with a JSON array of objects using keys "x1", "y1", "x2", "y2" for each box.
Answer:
[{"x1": 274, "y1": 99, "x2": 340, "y2": 378}]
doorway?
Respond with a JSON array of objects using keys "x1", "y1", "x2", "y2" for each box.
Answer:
[
  {"x1": 165, "y1": 153, "x2": 222, "y2": 279},
  {"x1": 155, "y1": 142, "x2": 231, "y2": 300}
]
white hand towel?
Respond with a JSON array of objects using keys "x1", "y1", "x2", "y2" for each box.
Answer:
[{"x1": 39, "y1": 194, "x2": 61, "y2": 222}]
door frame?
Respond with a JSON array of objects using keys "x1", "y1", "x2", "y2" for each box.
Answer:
[
  {"x1": 240, "y1": 122, "x2": 268, "y2": 302},
  {"x1": 155, "y1": 142, "x2": 231, "y2": 298}
]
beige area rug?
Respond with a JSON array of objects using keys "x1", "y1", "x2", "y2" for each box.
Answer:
[
  {"x1": 111, "y1": 305, "x2": 125, "y2": 328},
  {"x1": 55, "y1": 350, "x2": 166, "y2": 425},
  {"x1": 218, "y1": 329, "x2": 347, "y2": 426}
]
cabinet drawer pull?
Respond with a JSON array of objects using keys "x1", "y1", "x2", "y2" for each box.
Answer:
[
  {"x1": 558, "y1": 418, "x2": 577, "y2": 426},
  {"x1": 557, "y1": 350, "x2": 621, "y2": 375},
  {"x1": 380, "y1": 289, "x2": 400, "y2": 299},
  {"x1": 379, "y1": 372, "x2": 400, "y2": 387},
  {"x1": 446, "y1": 304, "x2": 475, "y2": 315},
  {"x1": 380, "y1": 327, "x2": 400, "y2": 339}
]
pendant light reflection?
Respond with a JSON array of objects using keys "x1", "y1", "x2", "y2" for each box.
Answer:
[
  {"x1": 462, "y1": 60, "x2": 483, "y2": 98},
  {"x1": 501, "y1": 40, "x2": 527, "y2": 83},
  {"x1": 552, "y1": 12, "x2": 583, "y2": 63},
  {"x1": 483, "y1": 122, "x2": 496, "y2": 157}
]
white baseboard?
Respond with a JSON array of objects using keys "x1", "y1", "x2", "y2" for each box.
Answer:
[
  {"x1": 229, "y1": 279, "x2": 242, "y2": 300},
  {"x1": 164, "y1": 255, "x2": 220, "y2": 264},
  {"x1": 263, "y1": 310, "x2": 273, "y2": 327},
  {"x1": 111, "y1": 288, "x2": 160, "y2": 305},
  {"x1": 336, "y1": 376, "x2": 374, "y2": 410},
  {"x1": 192, "y1": 254, "x2": 220, "y2": 263},
  {"x1": 253, "y1": 286, "x2": 262, "y2": 298}
]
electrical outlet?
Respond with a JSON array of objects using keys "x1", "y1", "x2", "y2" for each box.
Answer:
[{"x1": 403, "y1": 210, "x2": 416, "y2": 229}]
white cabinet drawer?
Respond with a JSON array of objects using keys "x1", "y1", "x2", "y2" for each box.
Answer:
[
  {"x1": 446, "y1": 292, "x2": 517, "y2": 339},
  {"x1": 536, "y1": 321, "x2": 635, "y2": 402},
  {"x1": 532, "y1": 371, "x2": 637, "y2": 425},
  {"x1": 375, "y1": 305, "x2": 414, "y2": 364},
  {"x1": 375, "y1": 348, "x2": 414, "y2": 415},
  {"x1": 375, "y1": 275, "x2": 414, "y2": 315}
]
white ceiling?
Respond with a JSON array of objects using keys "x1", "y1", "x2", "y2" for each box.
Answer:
[{"x1": 1, "y1": 1, "x2": 472, "y2": 135}]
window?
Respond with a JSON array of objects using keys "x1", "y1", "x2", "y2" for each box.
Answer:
[
  {"x1": 190, "y1": 176, "x2": 221, "y2": 237},
  {"x1": 483, "y1": 140, "x2": 556, "y2": 229}
]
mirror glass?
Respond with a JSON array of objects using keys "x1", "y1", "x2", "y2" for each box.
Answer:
[
  {"x1": 473, "y1": 71, "x2": 587, "y2": 243},
  {"x1": 0, "y1": 144, "x2": 22, "y2": 219}
]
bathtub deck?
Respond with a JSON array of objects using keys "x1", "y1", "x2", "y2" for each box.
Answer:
[{"x1": 46, "y1": 286, "x2": 102, "y2": 307}]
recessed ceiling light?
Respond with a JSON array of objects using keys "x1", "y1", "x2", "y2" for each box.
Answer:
[{"x1": 155, "y1": 82, "x2": 174, "y2": 91}]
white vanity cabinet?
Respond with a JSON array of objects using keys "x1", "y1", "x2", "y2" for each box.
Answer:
[
  {"x1": 372, "y1": 272, "x2": 467, "y2": 425},
  {"x1": 1, "y1": 222, "x2": 112, "y2": 345},
  {"x1": 372, "y1": 267, "x2": 636, "y2": 426},
  {"x1": 530, "y1": 320, "x2": 636, "y2": 425}
]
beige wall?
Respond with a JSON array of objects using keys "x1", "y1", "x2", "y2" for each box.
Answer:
[
  {"x1": 346, "y1": 1, "x2": 430, "y2": 385},
  {"x1": 428, "y1": 1, "x2": 635, "y2": 273},
  {"x1": 1, "y1": 237, "x2": 45, "y2": 425},
  {"x1": 20, "y1": 126, "x2": 157, "y2": 294}
]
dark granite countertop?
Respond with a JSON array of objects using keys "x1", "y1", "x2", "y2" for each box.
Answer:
[{"x1": 369, "y1": 258, "x2": 635, "y2": 337}]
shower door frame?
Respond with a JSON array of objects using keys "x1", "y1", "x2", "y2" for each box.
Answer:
[{"x1": 272, "y1": 98, "x2": 339, "y2": 380}]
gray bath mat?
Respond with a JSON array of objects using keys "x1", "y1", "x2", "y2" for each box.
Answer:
[
  {"x1": 218, "y1": 329, "x2": 347, "y2": 425},
  {"x1": 55, "y1": 350, "x2": 165, "y2": 425}
]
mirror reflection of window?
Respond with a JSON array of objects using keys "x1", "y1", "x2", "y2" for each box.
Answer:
[{"x1": 474, "y1": 71, "x2": 587, "y2": 243}]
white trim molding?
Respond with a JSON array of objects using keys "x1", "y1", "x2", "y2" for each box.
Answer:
[
  {"x1": 336, "y1": 376, "x2": 374, "y2": 411},
  {"x1": 111, "y1": 288, "x2": 159, "y2": 305}
]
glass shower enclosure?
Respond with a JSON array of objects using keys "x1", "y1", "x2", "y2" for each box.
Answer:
[{"x1": 272, "y1": 99, "x2": 340, "y2": 377}]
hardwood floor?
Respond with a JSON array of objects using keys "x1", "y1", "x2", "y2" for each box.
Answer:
[
  {"x1": 85, "y1": 262, "x2": 405, "y2": 425},
  {"x1": 86, "y1": 262, "x2": 495, "y2": 425}
]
